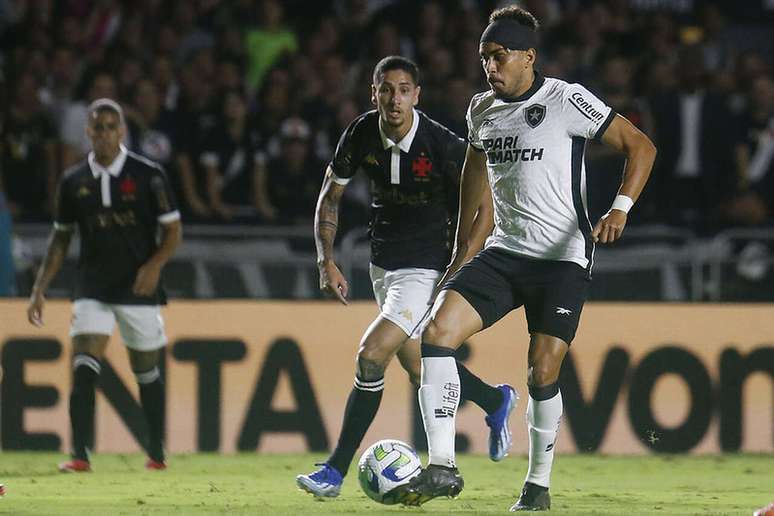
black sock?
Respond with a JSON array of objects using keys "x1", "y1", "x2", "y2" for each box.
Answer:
[
  {"x1": 327, "y1": 375, "x2": 384, "y2": 477},
  {"x1": 137, "y1": 368, "x2": 165, "y2": 462},
  {"x1": 457, "y1": 361, "x2": 503, "y2": 414},
  {"x1": 70, "y1": 354, "x2": 100, "y2": 461}
]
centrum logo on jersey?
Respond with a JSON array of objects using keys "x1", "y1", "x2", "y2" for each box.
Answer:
[
  {"x1": 481, "y1": 135, "x2": 544, "y2": 164},
  {"x1": 570, "y1": 92, "x2": 605, "y2": 122}
]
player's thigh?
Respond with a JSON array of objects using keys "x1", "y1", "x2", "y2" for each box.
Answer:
[
  {"x1": 112, "y1": 304, "x2": 168, "y2": 352},
  {"x1": 523, "y1": 261, "x2": 590, "y2": 347},
  {"x1": 375, "y1": 266, "x2": 439, "y2": 340},
  {"x1": 428, "y1": 248, "x2": 516, "y2": 347},
  {"x1": 359, "y1": 315, "x2": 411, "y2": 365},
  {"x1": 70, "y1": 299, "x2": 114, "y2": 358}
]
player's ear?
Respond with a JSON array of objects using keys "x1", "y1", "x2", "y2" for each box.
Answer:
[
  {"x1": 412, "y1": 85, "x2": 421, "y2": 107},
  {"x1": 525, "y1": 48, "x2": 536, "y2": 66},
  {"x1": 371, "y1": 84, "x2": 377, "y2": 106}
]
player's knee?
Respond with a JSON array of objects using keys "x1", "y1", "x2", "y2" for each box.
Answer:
[
  {"x1": 527, "y1": 361, "x2": 559, "y2": 387},
  {"x1": 356, "y1": 348, "x2": 388, "y2": 381},
  {"x1": 421, "y1": 319, "x2": 457, "y2": 349},
  {"x1": 72, "y1": 353, "x2": 101, "y2": 390}
]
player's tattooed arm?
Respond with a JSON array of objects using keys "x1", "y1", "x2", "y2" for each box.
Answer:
[
  {"x1": 314, "y1": 166, "x2": 349, "y2": 304},
  {"x1": 28, "y1": 229, "x2": 73, "y2": 326}
]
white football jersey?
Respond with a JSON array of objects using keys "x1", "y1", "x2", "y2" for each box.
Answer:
[{"x1": 467, "y1": 73, "x2": 615, "y2": 270}]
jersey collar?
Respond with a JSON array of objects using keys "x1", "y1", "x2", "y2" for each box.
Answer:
[
  {"x1": 500, "y1": 70, "x2": 545, "y2": 103},
  {"x1": 379, "y1": 108, "x2": 420, "y2": 152},
  {"x1": 88, "y1": 144, "x2": 128, "y2": 179}
]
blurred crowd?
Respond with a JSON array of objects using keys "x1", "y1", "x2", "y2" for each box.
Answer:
[{"x1": 0, "y1": 0, "x2": 772, "y2": 234}]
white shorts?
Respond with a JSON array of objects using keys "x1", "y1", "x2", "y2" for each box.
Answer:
[
  {"x1": 70, "y1": 299, "x2": 167, "y2": 351},
  {"x1": 369, "y1": 264, "x2": 441, "y2": 339}
]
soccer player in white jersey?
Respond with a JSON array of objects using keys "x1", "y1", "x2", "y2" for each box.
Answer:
[{"x1": 403, "y1": 6, "x2": 656, "y2": 511}]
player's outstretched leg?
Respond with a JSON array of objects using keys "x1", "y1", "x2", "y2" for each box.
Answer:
[
  {"x1": 399, "y1": 340, "x2": 518, "y2": 461},
  {"x1": 297, "y1": 317, "x2": 403, "y2": 498},
  {"x1": 296, "y1": 374, "x2": 382, "y2": 497},
  {"x1": 404, "y1": 343, "x2": 463, "y2": 505}
]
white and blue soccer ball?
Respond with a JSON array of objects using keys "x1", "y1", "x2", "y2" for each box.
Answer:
[{"x1": 357, "y1": 439, "x2": 422, "y2": 504}]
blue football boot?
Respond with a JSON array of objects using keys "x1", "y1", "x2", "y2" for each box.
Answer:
[
  {"x1": 296, "y1": 463, "x2": 343, "y2": 498},
  {"x1": 486, "y1": 384, "x2": 519, "y2": 461}
]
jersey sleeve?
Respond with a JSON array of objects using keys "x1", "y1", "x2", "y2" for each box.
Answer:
[
  {"x1": 53, "y1": 177, "x2": 76, "y2": 231},
  {"x1": 328, "y1": 118, "x2": 364, "y2": 185},
  {"x1": 466, "y1": 99, "x2": 485, "y2": 151},
  {"x1": 150, "y1": 167, "x2": 181, "y2": 224},
  {"x1": 440, "y1": 126, "x2": 467, "y2": 184},
  {"x1": 562, "y1": 83, "x2": 616, "y2": 140}
]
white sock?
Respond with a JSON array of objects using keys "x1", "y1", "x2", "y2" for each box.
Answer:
[
  {"x1": 525, "y1": 389, "x2": 563, "y2": 488},
  {"x1": 418, "y1": 356, "x2": 460, "y2": 468}
]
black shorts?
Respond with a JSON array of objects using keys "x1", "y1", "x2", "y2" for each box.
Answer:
[{"x1": 443, "y1": 247, "x2": 591, "y2": 344}]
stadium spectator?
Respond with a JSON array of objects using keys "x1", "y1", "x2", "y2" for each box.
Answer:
[
  {"x1": 1, "y1": 71, "x2": 58, "y2": 220},
  {"x1": 648, "y1": 47, "x2": 733, "y2": 230},
  {"x1": 255, "y1": 117, "x2": 323, "y2": 225},
  {"x1": 173, "y1": 56, "x2": 218, "y2": 219},
  {"x1": 39, "y1": 46, "x2": 81, "y2": 126},
  {"x1": 245, "y1": 0, "x2": 298, "y2": 93},
  {"x1": 0, "y1": 0, "x2": 770, "y2": 238},
  {"x1": 723, "y1": 75, "x2": 774, "y2": 226},
  {"x1": 200, "y1": 89, "x2": 263, "y2": 221},
  {"x1": 126, "y1": 78, "x2": 177, "y2": 171}
]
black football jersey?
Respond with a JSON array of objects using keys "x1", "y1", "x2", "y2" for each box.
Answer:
[
  {"x1": 55, "y1": 151, "x2": 179, "y2": 305},
  {"x1": 330, "y1": 110, "x2": 466, "y2": 271}
]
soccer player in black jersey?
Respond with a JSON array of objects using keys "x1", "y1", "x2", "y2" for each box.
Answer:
[
  {"x1": 296, "y1": 56, "x2": 518, "y2": 498},
  {"x1": 27, "y1": 99, "x2": 182, "y2": 472}
]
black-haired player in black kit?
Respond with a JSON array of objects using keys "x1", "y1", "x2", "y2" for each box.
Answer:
[
  {"x1": 27, "y1": 98, "x2": 182, "y2": 472},
  {"x1": 296, "y1": 56, "x2": 518, "y2": 498}
]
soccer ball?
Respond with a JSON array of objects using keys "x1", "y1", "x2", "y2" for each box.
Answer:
[{"x1": 357, "y1": 439, "x2": 422, "y2": 504}]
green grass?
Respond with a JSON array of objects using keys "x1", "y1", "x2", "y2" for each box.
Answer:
[{"x1": 0, "y1": 453, "x2": 771, "y2": 515}]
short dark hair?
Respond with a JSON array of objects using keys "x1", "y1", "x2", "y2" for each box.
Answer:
[
  {"x1": 489, "y1": 5, "x2": 540, "y2": 31},
  {"x1": 372, "y1": 56, "x2": 420, "y2": 86}
]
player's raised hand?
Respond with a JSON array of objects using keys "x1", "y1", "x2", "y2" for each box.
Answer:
[
  {"x1": 592, "y1": 209, "x2": 627, "y2": 244},
  {"x1": 27, "y1": 292, "x2": 45, "y2": 327},
  {"x1": 318, "y1": 260, "x2": 349, "y2": 305},
  {"x1": 133, "y1": 262, "x2": 162, "y2": 296}
]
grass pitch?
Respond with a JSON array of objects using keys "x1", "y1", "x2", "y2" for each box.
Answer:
[{"x1": 0, "y1": 452, "x2": 770, "y2": 515}]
